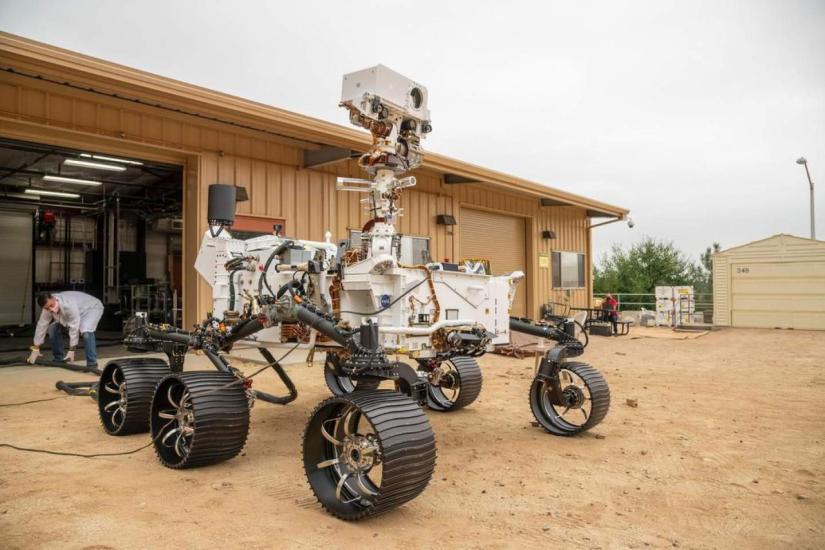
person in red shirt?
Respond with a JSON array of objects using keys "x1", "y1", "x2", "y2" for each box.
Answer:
[{"x1": 602, "y1": 293, "x2": 619, "y2": 335}]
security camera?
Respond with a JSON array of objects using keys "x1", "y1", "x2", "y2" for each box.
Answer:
[
  {"x1": 341, "y1": 65, "x2": 432, "y2": 173},
  {"x1": 627, "y1": 217, "x2": 635, "y2": 229}
]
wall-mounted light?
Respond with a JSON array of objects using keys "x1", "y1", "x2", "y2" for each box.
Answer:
[
  {"x1": 542, "y1": 230, "x2": 556, "y2": 239},
  {"x1": 436, "y1": 214, "x2": 456, "y2": 226},
  {"x1": 235, "y1": 185, "x2": 249, "y2": 202}
]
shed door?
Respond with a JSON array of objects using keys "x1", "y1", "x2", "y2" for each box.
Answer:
[
  {"x1": 730, "y1": 261, "x2": 825, "y2": 330},
  {"x1": 460, "y1": 207, "x2": 526, "y2": 317},
  {"x1": 0, "y1": 212, "x2": 33, "y2": 325}
]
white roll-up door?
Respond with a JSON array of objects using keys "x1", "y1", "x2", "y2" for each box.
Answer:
[
  {"x1": 730, "y1": 261, "x2": 825, "y2": 330},
  {"x1": 460, "y1": 207, "x2": 527, "y2": 317},
  {"x1": 0, "y1": 212, "x2": 33, "y2": 325}
]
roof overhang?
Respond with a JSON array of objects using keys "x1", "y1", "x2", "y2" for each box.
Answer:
[{"x1": 0, "y1": 32, "x2": 629, "y2": 219}]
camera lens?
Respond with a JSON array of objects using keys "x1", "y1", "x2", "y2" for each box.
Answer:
[{"x1": 410, "y1": 87, "x2": 423, "y2": 109}]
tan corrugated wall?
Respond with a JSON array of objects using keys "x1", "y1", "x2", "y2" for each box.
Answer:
[
  {"x1": 712, "y1": 255, "x2": 730, "y2": 326},
  {"x1": 0, "y1": 68, "x2": 593, "y2": 323}
]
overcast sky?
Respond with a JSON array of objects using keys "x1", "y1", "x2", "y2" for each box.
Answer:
[{"x1": 2, "y1": 0, "x2": 824, "y2": 263}]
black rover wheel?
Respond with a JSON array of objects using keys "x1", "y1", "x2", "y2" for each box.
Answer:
[
  {"x1": 98, "y1": 358, "x2": 171, "y2": 435},
  {"x1": 424, "y1": 356, "x2": 483, "y2": 412},
  {"x1": 529, "y1": 361, "x2": 610, "y2": 435},
  {"x1": 324, "y1": 352, "x2": 381, "y2": 396},
  {"x1": 303, "y1": 390, "x2": 436, "y2": 520},
  {"x1": 150, "y1": 371, "x2": 250, "y2": 469}
]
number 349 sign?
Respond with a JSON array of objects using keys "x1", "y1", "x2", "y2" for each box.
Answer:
[{"x1": 735, "y1": 266, "x2": 750, "y2": 274}]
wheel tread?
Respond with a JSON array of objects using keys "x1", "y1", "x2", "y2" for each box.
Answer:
[
  {"x1": 150, "y1": 371, "x2": 250, "y2": 469},
  {"x1": 303, "y1": 389, "x2": 436, "y2": 520},
  {"x1": 98, "y1": 358, "x2": 170, "y2": 436},
  {"x1": 528, "y1": 361, "x2": 610, "y2": 436},
  {"x1": 427, "y1": 356, "x2": 483, "y2": 412}
]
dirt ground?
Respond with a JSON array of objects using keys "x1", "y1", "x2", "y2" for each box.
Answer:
[{"x1": 1, "y1": 327, "x2": 823, "y2": 549}]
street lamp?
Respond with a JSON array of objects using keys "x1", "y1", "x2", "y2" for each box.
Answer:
[{"x1": 796, "y1": 156, "x2": 815, "y2": 239}]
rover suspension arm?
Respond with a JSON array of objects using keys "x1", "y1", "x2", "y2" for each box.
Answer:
[{"x1": 509, "y1": 316, "x2": 584, "y2": 360}]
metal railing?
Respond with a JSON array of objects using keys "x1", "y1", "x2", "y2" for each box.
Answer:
[{"x1": 593, "y1": 292, "x2": 713, "y2": 314}]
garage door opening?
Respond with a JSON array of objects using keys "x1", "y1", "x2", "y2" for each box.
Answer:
[
  {"x1": 459, "y1": 207, "x2": 527, "y2": 317},
  {"x1": 0, "y1": 137, "x2": 183, "y2": 339}
]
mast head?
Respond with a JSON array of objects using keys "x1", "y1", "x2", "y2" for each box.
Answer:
[{"x1": 341, "y1": 65, "x2": 432, "y2": 174}]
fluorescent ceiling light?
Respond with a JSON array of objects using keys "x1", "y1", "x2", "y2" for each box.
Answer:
[
  {"x1": 64, "y1": 158, "x2": 126, "y2": 171},
  {"x1": 43, "y1": 175, "x2": 102, "y2": 186},
  {"x1": 80, "y1": 153, "x2": 143, "y2": 166},
  {"x1": 25, "y1": 189, "x2": 80, "y2": 199},
  {"x1": 6, "y1": 192, "x2": 40, "y2": 201}
]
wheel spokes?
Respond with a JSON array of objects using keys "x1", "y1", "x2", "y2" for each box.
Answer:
[
  {"x1": 317, "y1": 457, "x2": 340, "y2": 469},
  {"x1": 342, "y1": 408, "x2": 359, "y2": 437},
  {"x1": 162, "y1": 426, "x2": 180, "y2": 446},
  {"x1": 355, "y1": 472, "x2": 377, "y2": 496},
  {"x1": 104, "y1": 383, "x2": 120, "y2": 394},
  {"x1": 111, "y1": 406, "x2": 125, "y2": 428},
  {"x1": 174, "y1": 432, "x2": 188, "y2": 457},
  {"x1": 321, "y1": 418, "x2": 343, "y2": 446},
  {"x1": 167, "y1": 385, "x2": 179, "y2": 409},
  {"x1": 335, "y1": 472, "x2": 350, "y2": 502},
  {"x1": 103, "y1": 399, "x2": 120, "y2": 411},
  {"x1": 157, "y1": 409, "x2": 176, "y2": 420}
]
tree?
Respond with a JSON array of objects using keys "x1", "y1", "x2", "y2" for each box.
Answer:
[
  {"x1": 699, "y1": 242, "x2": 722, "y2": 294},
  {"x1": 700, "y1": 242, "x2": 721, "y2": 273},
  {"x1": 594, "y1": 237, "x2": 708, "y2": 298}
]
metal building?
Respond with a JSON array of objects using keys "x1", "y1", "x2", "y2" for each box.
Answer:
[
  {"x1": 713, "y1": 234, "x2": 825, "y2": 330},
  {"x1": 0, "y1": 33, "x2": 628, "y2": 327}
]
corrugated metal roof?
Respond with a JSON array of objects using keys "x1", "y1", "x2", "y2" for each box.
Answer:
[
  {"x1": 714, "y1": 234, "x2": 825, "y2": 258},
  {"x1": 0, "y1": 31, "x2": 628, "y2": 218}
]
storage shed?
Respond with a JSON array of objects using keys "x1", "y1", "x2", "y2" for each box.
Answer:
[{"x1": 712, "y1": 234, "x2": 825, "y2": 330}]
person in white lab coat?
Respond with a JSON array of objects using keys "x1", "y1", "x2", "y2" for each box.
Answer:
[{"x1": 27, "y1": 291, "x2": 105, "y2": 368}]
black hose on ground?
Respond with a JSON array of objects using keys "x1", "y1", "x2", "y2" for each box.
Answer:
[
  {"x1": 54, "y1": 380, "x2": 98, "y2": 397},
  {"x1": 0, "y1": 340, "x2": 124, "y2": 354},
  {"x1": 0, "y1": 357, "x2": 101, "y2": 374}
]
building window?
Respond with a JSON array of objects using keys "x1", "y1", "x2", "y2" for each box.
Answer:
[{"x1": 552, "y1": 251, "x2": 585, "y2": 288}]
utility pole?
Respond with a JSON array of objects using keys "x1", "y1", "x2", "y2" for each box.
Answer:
[{"x1": 796, "y1": 157, "x2": 815, "y2": 239}]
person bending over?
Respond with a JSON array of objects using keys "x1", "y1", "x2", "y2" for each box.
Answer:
[{"x1": 27, "y1": 291, "x2": 104, "y2": 368}]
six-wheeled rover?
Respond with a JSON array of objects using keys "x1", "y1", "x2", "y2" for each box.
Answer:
[{"x1": 94, "y1": 65, "x2": 610, "y2": 519}]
